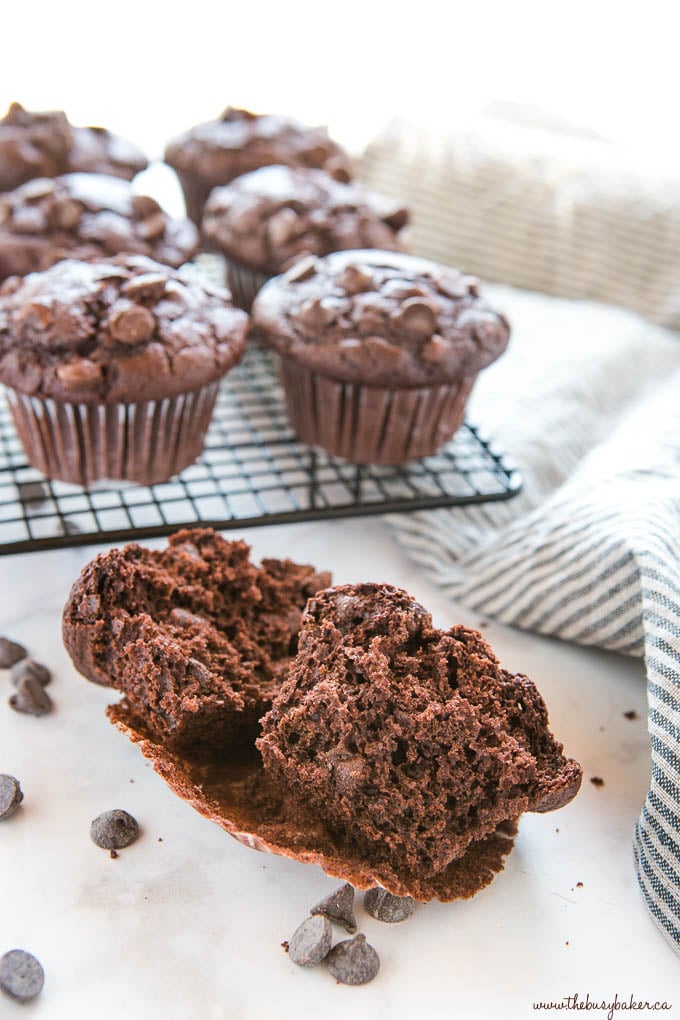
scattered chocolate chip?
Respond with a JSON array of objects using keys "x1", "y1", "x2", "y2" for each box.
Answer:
[
  {"x1": 576, "y1": 882, "x2": 583, "y2": 888},
  {"x1": 122, "y1": 272, "x2": 168, "y2": 303},
  {"x1": 10, "y1": 658, "x2": 51, "y2": 687},
  {"x1": 623, "y1": 710, "x2": 639, "y2": 720},
  {"x1": 590, "y1": 776, "x2": 605, "y2": 788},
  {"x1": 311, "y1": 883, "x2": 357, "y2": 934},
  {"x1": 281, "y1": 941, "x2": 289, "y2": 952},
  {"x1": 0, "y1": 775, "x2": 23, "y2": 820},
  {"x1": 363, "y1": 887, "x2": 415, "y2": 923},
  {"x1": 327, "y1": 934, "x2": 380, "y2": 985},
  {"x1": 90, "y1": 809, "x2": 140, "y2": 850},
  {"x1": 0, "y1": 949, "x2": 44, "y2": 1003},
  {"x1": 9, "y1": 676, "x2": 53, "y2": 716},
  {"x1": 110, "y1": 849, "x2": 119, "y2": 859},
  {"x1": 288, "y1": 915, "x2": 332, "y2": 967},
  {"x1": 0, "y1": 637, "x2": 27, "y2": 669}
]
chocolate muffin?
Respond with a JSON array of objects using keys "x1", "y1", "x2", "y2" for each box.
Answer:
[
  {"x1": 164, "y1": 107, "x2": 353, "y2": 226},
  {"x1": 0, "y1": 255, "x2": 248, "y2": 485},
  {"x1": 252, "y1": 250, "x2": 510, "y2": 464},
  {"x1": 0, "y1": 173, "x2": 199, "y2": 281},
  {"x1": 63, "y1": 529, "x2": 331, "y2": 756},
  {"x1": 0, "y1": 102, "x2": 147, "y2": 193},
  {"x1": 201, "y1": 165, "x2": 409, "y2": 310},
  {"x1": 258, "y1": 583, "x2": 582, "y2": 880}
]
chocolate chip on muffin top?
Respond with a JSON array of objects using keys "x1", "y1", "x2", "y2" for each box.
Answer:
[
  {"x1": 165, "y1": 107, "x2": 353, "y2": 186},
  {"x1": 0, "y1": 173, "x2": 199, "y2": 281},
  {"x1": 252, "y1": 250, "x2": 510, "y2": 387},
  {"x1": 0, "y1": 255, "x2": 248, "y2": 403},
  {"x1": 202, "y1": 166, "x2": 408, "y2": 274}
]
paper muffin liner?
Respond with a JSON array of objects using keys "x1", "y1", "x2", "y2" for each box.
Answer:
[
  {"x1": 223, "y1": 257, "x2": 272, "y2": 313},
  {"x1": 279, "y1": 358, "x2": 477, "y2": 465},
  {"x1": 6, "y1": 383, "x2": 220, "y2": 487},
  {"x1": 176, "y1": 171, "x2": 215, "y2": 227}
]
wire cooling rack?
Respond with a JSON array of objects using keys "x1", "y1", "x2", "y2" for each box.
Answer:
[{"x1": 0, "y1": 345, "x2": 521, "y2": 556}]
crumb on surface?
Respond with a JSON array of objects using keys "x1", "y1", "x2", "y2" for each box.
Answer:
[
  {"x1": 590, "y1": 776, "x2": 605, "y2": 788},
  {"x1": 623, "y1": 710, "x2": 638, "y2": 720}
]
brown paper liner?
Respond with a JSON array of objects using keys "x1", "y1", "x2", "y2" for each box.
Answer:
[
  {"x1": 224, "y1": 258, "x2": 272, "y2": 313},
  {"x1": 175, "y1": 170, "x2": 215, "y2": 227},
  {"x1": 6, "y1": 383, "x2": 219, "y2": 486},
  {"x1": 279, "y1": 358, "x2": 477, "y2": 464},
  {"x1": 110, "y1": 701, "x2": 518, "y2": 902}
]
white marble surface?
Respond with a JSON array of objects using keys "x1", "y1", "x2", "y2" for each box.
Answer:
[{"x1": 0, "y1": 517, "x2": 677, "y2": 1019}]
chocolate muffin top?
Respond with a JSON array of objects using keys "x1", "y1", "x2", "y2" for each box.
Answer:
[
  {"x1": 0, "y1": 173, "x2": 199, "y2": 281},
  {"x1": 164, "y1": 107, "x2": 352, "y2": 187},
  {"x1": 252, "y1": 250, "x2": 510, "y2": 387},
  {"x1": 258, "y1": 583, "x2": 582, "y2": 879},
  {"x1": 202, "y1": 165, "x2": 409, "y2": 274},
  {"x1": 0, "y1": 255, "x2": 248, "y2": 403},
  {"x1": 0, "y1": 102, "x2": 147, "y2": 192}
]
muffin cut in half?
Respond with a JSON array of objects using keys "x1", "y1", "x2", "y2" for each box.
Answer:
[{"x1": 63, "y1": 538, "x2": 580, "y2": 902}]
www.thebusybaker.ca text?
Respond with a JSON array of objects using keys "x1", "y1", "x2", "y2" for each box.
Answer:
[{"x1": 533, "y1": 993, "x2": 672, "y2": 1020}]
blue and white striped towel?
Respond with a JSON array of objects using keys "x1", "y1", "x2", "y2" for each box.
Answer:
[{"x1": 389, "y1": 286, "x2": 680, "y2": 954}]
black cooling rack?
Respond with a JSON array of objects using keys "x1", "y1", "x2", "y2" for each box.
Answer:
[{"x1": 0, "y1": 345, "x2": 521, "y2": 555}]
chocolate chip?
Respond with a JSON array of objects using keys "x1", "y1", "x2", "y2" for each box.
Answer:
[
  {"x1": 338, "y1": 264, "x2": 373, "y2": 295},
  {"x1": 170, "y1": 608, "x2": 206, "y2": 628},
  {"x1": 590, "y1": 776, "x2": 605, "y2": 788},
  {"x1": 20, "y1": 178, "x2": 56, "y2": 202},
  {"x1": 288, "y1": 915, "x2": 332, "y2": 967},
  {"x1": 122, "y1": 272, "x2": 168, "y2": 303},
  {"x1": 623, "y1": 710, "x2": 638, "y2": 720},
  {"x1": 421, "y1": 335, "x2": 449, "y2": 364},
  {"x1": 395, "y1": 297, "x2": 437, "y2": 338},
  {"x1": 0, "y1": 950, "x2": 44, "y2": 1003},
  {"x1": 0, "y1": 775, "x2": 23, "y2": 820},
  {"x1": 286, "y1": 256, "x2": 318, "y2": 283},
  {"x1": 311, "y1": 883, "x2": 357, "y2": 934},
  {"x1": 326, "y1": 934, "x2": 380, "y2": 985},
  {"x1": 267, "y1": 207, "x2": 300, "y2": 248},
  {"x1": 10, "y1": 658, "x2": 51, "y2": 687},
  {"x1": 132, "y1": 194, "x2": 162, "y2": 219},
  {"x1": 55, "y1": 359, "x2": 103, "y2": 391},
  {"x1": 363, "y1": 887, "x2": 415, "y2": 922},
  {"x1": 299, "y1": 296, "x2": 343, "y2": 332},
  {"x1": 0, "y1": 637, "x2": 27, "y2": 669},
  {"x1": 90, "y1": 809, "x2": 140, "y2": 850},
  {"x1": 47, "y1": 197, "x2": 83, "y2": 230},
  {"x1": 9, "y1": 676, "x2": 53, "y2": 716},
  {"x1": 137, "y1": 211, "x2": 167, "y2": 241},
  {"x1": 108, "y1": 302, "x2": 155, "y2": 344}
]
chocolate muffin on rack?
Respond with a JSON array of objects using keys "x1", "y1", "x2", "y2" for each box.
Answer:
[
  {"x1": 0, "y1": 102, "x2": 147, "y2": 192},
  {"x1": 0, "y1": 254, "x2": 248, "y2": 485},
  {"x1": 0, "y1": 173, "x2": 199, "y2": 281},
  {"x1": 201, "y1": 165, "x2": 409, "y2": 310},
  {"x1": 63, "y1": 528, "x2": 331, "y2": 756},
  {"x1": 164, "y1": 107, "x2": 353, "y2": 225},
  {"x1": 252, "y1": 249, "x2": 510, "y2": 464}
]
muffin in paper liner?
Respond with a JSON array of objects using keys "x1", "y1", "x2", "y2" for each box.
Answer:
[
  {"x1": 0, "y1": 255, "x2": 248, "y2": 487},
  {"x1": 6, "y1": 383, "x2": 219, "y2": 487},
  {"x1": 279, "y1": 356, "x2": 476, "y2": 464},
  {"x1": 252, "y1": 250, "x2": 510, "y2": 466}
]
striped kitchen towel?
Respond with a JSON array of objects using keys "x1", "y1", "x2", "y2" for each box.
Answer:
[{"x1": 387, "y1": 284, "x2": 680, "y2": 953}]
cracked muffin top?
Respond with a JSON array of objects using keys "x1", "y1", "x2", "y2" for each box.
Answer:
[
  {"x1": 202, "y1": 165, "x2": 408, "y2": 274},
  {"x1": 0, "y1": 254, "x2": 248, "y2": 403},
  {"x1": 252, "y1": 249, "x2": 510, "y2": 387},
  {"x1": 165, "y1": 107, "x2": 352, "y2": 186},
  {"x1": 0, "y1": 173, "x2": 199, "y2": 281}
]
